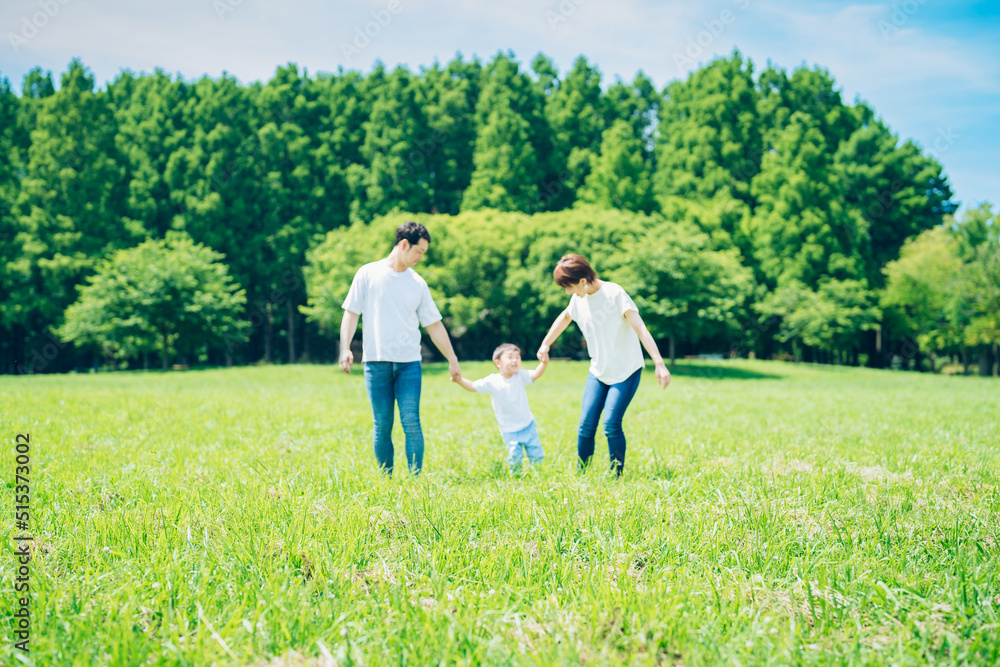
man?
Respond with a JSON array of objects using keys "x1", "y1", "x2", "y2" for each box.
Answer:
[{"x1": 340, "y1": 221, "x2": 461, "y2": 475}]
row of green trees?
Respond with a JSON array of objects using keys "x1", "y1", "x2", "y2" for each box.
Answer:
[
  {"x1": 54, "y1": 205, "x2": 998, "y2": 374},
  {"x1": 303, "y1": 208, "x2": 999, "y2": 373},
  {"x1": 304, "y1": 210, "x2": 754, "y2": 364},
  {"x1": 883, "y1": 205, "x2": 1000, "y2": 375},
  {"x1": 2, "y1": 51, "x2": 993, "y2": 373}
]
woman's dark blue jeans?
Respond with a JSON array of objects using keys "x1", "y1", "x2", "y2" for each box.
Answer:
[
  {"x1": 363, "y1": 361, "x2": 423, "y2": 475},
  {"x1": 577, "y1": 368, "x2": 641, "y2": 475}
]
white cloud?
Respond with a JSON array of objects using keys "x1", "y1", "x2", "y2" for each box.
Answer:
[
  {"x1": 746, "y1": 1, "x2": 998, "y2": 96},
  {"x1": 8, "y1": 0, "x2": 990, "y2": 94}
]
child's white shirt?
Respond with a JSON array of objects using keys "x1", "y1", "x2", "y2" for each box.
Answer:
[{"x1": 472, "y1": 369, "x2": 535, "y2": 433}]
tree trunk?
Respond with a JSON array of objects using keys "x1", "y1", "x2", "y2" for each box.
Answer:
[
  {"x1": 302, "y1": 321, "x2": 310, "y2": 363},
  {"x1": 143, "y1": 351, "x2": 149, "y2": 371},
  {"x1": 793, "y1": 339, "x2": 802, "y2": 363},
  {"x1": 225, "y1": 348, "x2": 233, "y2": 367},
  {"x1": 962, "y1": 348, "x2": 969, "y2": 375},
  {"x1": 876, "y1": 327, "x2": 883, "y2": 368},
  {"x1": 864, "y1": 330, "x2": 876, "y2": 367},
  {"x1": 264, "y1": 303, "x2": 273, "y2": 364},
  {"x1": 669, "y1": 335, "x2": 676, "y2": 366},
  {"x1": 287, "y1": 299, "x2": 296, "y2": 364},
  {"x1": 161, "y1": 332, "x2": 169, "y2": 370}
]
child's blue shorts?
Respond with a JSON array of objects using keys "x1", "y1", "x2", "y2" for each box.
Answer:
[{"x1": 500, "y1": 420, "x2": 544, "y2": 466}]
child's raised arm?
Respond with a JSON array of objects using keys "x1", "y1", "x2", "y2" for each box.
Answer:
[
  {"x1": 531, "y1": 358, "x2": 548, "y2": 382},
  {"x1": 452, "y1": 374, "x2": 477, "y2": 392}
]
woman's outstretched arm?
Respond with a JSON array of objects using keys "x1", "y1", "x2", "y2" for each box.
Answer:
[
  {"x1": 536, "y1": 309, "x2": 573, "y2": 362},
  {"x1": 624, "y1": 310, "x2": 671, "y2": 389}
]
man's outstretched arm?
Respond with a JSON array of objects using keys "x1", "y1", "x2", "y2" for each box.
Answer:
[
  {"x1": 425, "y1": 320, "x2": 461, "y2": 380},
  {"x1": 339, "y1": 310, "x2": 360, "y2": 374}
]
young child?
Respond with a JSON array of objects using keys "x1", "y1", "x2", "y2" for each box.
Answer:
[{"x1": 453, "y1": 343, "x2": 548, "y2": 470}]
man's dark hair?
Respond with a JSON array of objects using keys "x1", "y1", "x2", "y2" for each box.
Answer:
[{"x1": 395, "y1": 221, "x2": 431, "y2": 247}]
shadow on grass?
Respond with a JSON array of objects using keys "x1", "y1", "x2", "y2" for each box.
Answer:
[{"x1": 655, "y1": 362, "x2": 783, "y2": 381}]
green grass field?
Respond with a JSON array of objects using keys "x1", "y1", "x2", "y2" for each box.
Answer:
[{"x1": 2, "y1": 361, "x2": 999, "y2": 665}]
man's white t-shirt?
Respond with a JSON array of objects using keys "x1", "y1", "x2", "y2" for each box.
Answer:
[
  {"x1": 567, "y1": 281, "x2": 644, "y2": 384},
  {"x1": 342, "y1": 259, "x2": 442, "y2": 363},
  {"x1": 473, "y1": 370, "x2": 535, "y2": 434}
]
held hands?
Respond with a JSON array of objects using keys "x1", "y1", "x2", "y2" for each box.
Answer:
[
  {"x1": 448, "y1": 357, "x2": 462, "y2": 382},
  {"x1": 451, "y1": 369, "x2": 476, "y2": 392},
  {"x1": 339, "y1": 349, "x2": 353, "y2": 374},
  {"x1": 536, "y1": 344, "x2": 550, "y2": 363}
]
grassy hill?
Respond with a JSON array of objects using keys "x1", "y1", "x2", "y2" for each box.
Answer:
[{"x1": 2, "y1": 361, "x2": 999, "y2": 664}]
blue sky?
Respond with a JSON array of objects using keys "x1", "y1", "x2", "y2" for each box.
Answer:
[{"x1": 2, "y1": 0, "x2": 998, "y2": 213}]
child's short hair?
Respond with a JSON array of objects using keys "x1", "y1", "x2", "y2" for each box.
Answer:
[
  {"x1": 492, "y1": 343, "x2": 521, "y2": 363},
  {"x1": 553, "y1": 254, "x2": 597, "y2": 287}
]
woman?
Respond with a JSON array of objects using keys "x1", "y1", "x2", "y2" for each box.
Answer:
[{"x1": 536, "y1": 254, "x2": 670, "y2": 475}]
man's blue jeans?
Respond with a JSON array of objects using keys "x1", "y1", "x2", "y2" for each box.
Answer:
[
  {"x1": 578, "y1": 368, "x2": 641, "y2": 475},
  {"x1": 363, "y1": 361, "x2": 423, "y2": 475}
]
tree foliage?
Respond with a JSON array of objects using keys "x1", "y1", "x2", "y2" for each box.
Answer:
[
  {"x1": 577, "y1": 120, "x2": 656, "y2": 213},
  {"x1": 1, "y1": 50, "x2": 978, "y2": 374},
  {"x1": 58, "y1": 233, "x2": 248, "y2": 369},
  {"x1": 304, "y1": 210, "x2": 754, "y2": 361},
  {"x1": 882, "y1": 227, "x2": 964, "y2": 356},
  {"x1": 880, "y1": 205, "x2": 1000, "y2": 373},
  {"x1": 610, "y1": 220, "x2": 754, "y2": 359}
]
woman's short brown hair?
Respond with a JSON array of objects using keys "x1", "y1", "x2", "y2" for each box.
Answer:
[{"x1": 553, "y1": 254, "x2": 597, "y2": 288}]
